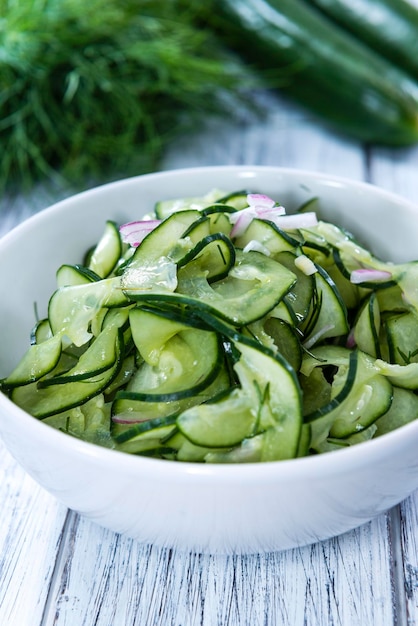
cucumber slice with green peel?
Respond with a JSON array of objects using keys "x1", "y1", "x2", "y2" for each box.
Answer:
[
  {"x1": 126, "y1": 249, "x2": 297, "y2": 326},
  {"x1": 375, "y1": 386, "x2": 418, "y2": 437},
  {"x1": 118, "y1": 326, "x2": 222, "y2": 402},
  {"x1": 302, "y1": 346, "x2": 393, "y2": 445},
  {"x1": 176, "y1": 232, "x2": 236, "y2": 283},
  {"x1": 178, "y1": 336, "x2": 302, "y2": 460},
  {"x1": 129, "y1": 307, "x2": 200, "y2": 366},
  {"x1": 121, "y1": 210, "x2": 201, "y2": 295},
  {"x1": 38, "y1": 324, "x2": 125, "y2": 387},
  {"x1": 385, "y1": 310, "x2": 418, "y2": 365},
  {"x1": 178, "y1": 389, "x2": 259, "y2": 449},
  {"x1": 263, "y1": 317, "x2": 302, "y2": 372},
  {"x1": 276, "y1": 250, "x2": 315, "y2": 324},
  {"x1": 301, "y1": 263, "x2": 349, "y2": 347},
  {"x1": 11, "y1": 329, "x2": 124, "y2": 418},
  {"x1": 179, "y1": 249, "x2": 297, "y2": 325},
  {"x1": 30, "y1": 318, "x2": 52, "y2": 345},
  {"x1": 56, "y1": 264, "x2": 102, "y2": 287},
  {"x1": 86, "y1": 220, "x2": 123, "y2": 278},
  {"x1": 181, "y1": 215, "x2": 211, "y2": 243},
  {"x1": 154, "y1": 189, "x2": 227, "y2": 219},
  {"x1": 48, "y1": 276, "x2": 129, "y2": 347},
  {"x1": 1, "y1": 333, "x2": 62, "y2": 388},
  {"x1": 111, "y1": 367, "x2": 231, "y2": 440},
  {"x1": 353, "y1": 292, "x2": 381, "y2": 359},
  {"x1": 234, "y1": 217, "x2": 299, "y2": 255}
]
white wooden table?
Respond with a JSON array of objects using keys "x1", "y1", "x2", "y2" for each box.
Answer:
[{"x1": 1, "y1": 91, "x2": 418, "y2": 625}]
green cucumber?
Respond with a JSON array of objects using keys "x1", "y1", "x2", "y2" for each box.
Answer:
[
  {"x1": 176, "y1": 232, "x2": 236, "y2": 283},
  {"x1": 56, "y1": 264, "x2": 101, "y2": 287},
  {"x1": 208, "y1": 0, "x2": 418, "y2": 145},
  {"x1": 11, "y1": 328, "x2": 124, "y2": 418},
  {"x1": 301, "y1": 263, "x2": 349, "y2": 346},
  {"x1": 86, "y1": 220, "x2": 123, "y2": 278},
  {"x1": 385, "y1": 311, "x2": 418, "y2": 365},
  {"x1": 118, "y1": 322, "x2": 222, "y2": 402},
  {"x1": 120, "y1": 210, "x2": 200, "y2": 295},
  {"x1": 127, "y1": 249, "x2": 297, "y2": 326},
  {"x1": 1, "y1": 333, "x2": 62, "y2": 388},
  {"x1": 154, "y1": 189, "x2": 226, "y2": 220},
  {"x1": 375, "y1": 386, "x2": 418, "y2": 436},
  {"x1": 48, "y1": 276, "x2": 129, "y2": 347},
  {"x1": 301, "y1": 346, "x2": 393, "y2": 445},
  {"x1": 304, "y1": 0, "x2": 418, "y2": 81},
  {"x1": 177, "y1": 336, "x2": 302, "y2": 460},
  {"x1": 353, "y1": 293, "x2": 381, "y2": 359}
]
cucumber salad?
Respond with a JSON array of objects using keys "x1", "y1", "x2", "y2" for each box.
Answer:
[{"x1": 2, "y1": 188, "x2": 418, "y2": 463}]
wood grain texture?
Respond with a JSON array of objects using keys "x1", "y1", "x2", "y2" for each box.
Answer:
[
  {"x1": 0, "y1": 442, "x2": 68, "y2": 626},
  {"x1": 1, "y1": 88, "x2": 418, "y2": 626},
  {"x1": 40, "y1": 513, "x2": 394, "y2": 626}
]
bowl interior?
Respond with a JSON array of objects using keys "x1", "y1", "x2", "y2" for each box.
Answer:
[
  {"x1": 0, "y1": 167, "x2": 418, "y2": 376},
  {"x1": 1, "y1": 165, "x2": 417, "y2": 385}
]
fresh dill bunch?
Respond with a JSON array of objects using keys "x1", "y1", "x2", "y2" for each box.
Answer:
[{"x1": 0, "y1": 0, "x2": 247, "y2": 193}]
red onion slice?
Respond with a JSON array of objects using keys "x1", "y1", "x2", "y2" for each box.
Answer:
[{"x1": 119, "y1": 219, "x2": 161, "y2": 247}]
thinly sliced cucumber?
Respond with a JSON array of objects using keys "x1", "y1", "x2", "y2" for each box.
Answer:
[
  {"x1": 154, "y1": 189, "x2": 227, "y2": 219},
  {"x1": 30, "y1": 318, "x2": 52, "y2": 345},
  {"x1": 117, "y1": 327, "x2": 222, "y2": 402},
  {"x1": 302, "y1": 346, "x2": 393, "y2": 445},
  {"x1": 8, "y1": 187, "x2": 418, "y2": 462},
  {"x1": 375, "y1": 386, "x2": 418, "y2": 437},
  {"x1": 353, "y1": 292, "x2": 381, "y2": 358},
  {"x1": 48, "y1": 277, "x2": 128, "y2": 347},
  {"x1": 56, "y1": 264, "x2": 101, "y2": 287},
  {"x1": 86, "y1": 220, "x2": 123, "y2": 278},
  {"x1": 176, "y1": 233, "x2": 236, "y2": 283},
  {"x1": 129, "y1": 307, "x2": 198, "y2": 366},
  {"x1": 111, "y1": 367, "x2": 231, "y2": 440},
  {"x1": 263, "y1": 317, "x2": 302, "y2": 372},
  {"x1": 234, "y1": 218, "x2": 298, "y2": 255},
  {"x1": 121, "y1": 210, "x2": 200, "y2": 295},
  {"x1": 114, "y1": 415, "x2": 179, "y2": 454},
  {"x1": 38, "y1": 324, "x2": 124, "y2": 387},
  {"x1": 385, "y1": 310, "x2": 418, "y2": 365},
  {"x1": 11, "y1": 329, "x2": 124, "y2": 418},
  {"x1": 276, "y1": 250, "x2": 315, "y2": 324},
  {"x1": 301, "y1": 263, "x2": 349, "y2": 347},
  {"x1": 177, "y1": 388, "x2": 258, "y2": 448},
  {"x1": 178, "y1": 249, "x2": 297, "y2": 325},
  {"x1": 177, "y1": 336, "x2": 302, "y2": 460},
  {"x1": 1, "y1": 333, "x2": 62, "y2": 388},
  {"x1": 126, "y1": 249, "x2": 297, "y2": 326}
]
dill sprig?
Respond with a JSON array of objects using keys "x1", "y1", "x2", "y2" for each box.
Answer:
[{"x1": 0, "y1": 0, "x2": 248, "y2": 193}]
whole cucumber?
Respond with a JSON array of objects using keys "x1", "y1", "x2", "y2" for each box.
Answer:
[
  {"x1": 207, "y1": 0, "x2": 418, "y2": 145},
  {"x1": 304, "y1": 0, "x2": 418, "y2": 81}
]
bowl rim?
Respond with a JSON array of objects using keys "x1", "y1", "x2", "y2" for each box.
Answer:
[{"x1": 1, "y1": 163, "x2": 418, "y2": 483}]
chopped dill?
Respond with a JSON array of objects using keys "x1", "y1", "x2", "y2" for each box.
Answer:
[{"x1": 0, "y1": 0, "x2": 250, "y2": 193}]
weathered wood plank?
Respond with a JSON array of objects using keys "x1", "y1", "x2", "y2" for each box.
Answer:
[
  {"x1": 40, "y1": 513, "x2": 394, "y2": 626},
  {"x1": 162, "y1": 92, "x2": 366, "y2": 181},
  {"x1": 0, "y1": 441, "x2": 68, "y2": 626}
]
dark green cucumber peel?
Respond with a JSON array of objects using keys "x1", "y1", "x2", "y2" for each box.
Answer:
[
  {"x1": 304, "y1": 0, "x2": 418, "y2": 81},
  {"x1": 208, "y1": 0, "x2": 418, "y2": 145}
]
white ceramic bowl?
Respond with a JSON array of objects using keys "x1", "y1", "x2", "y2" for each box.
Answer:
[{"x1": 1, "y1": 165, "x2": 418, "y2": 555}]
